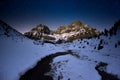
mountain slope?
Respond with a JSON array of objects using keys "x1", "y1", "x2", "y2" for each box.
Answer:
[
  {"x1": 0, "y1": 20, "x2": 65, "y2": 80},
  {"x1": 0, "y1": 20, "x2": 24, "y2": 38}
]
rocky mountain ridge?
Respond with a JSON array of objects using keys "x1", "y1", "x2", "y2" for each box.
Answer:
[
  {"x1": 24, "y1": 21, "x2": 100, "y2": 42},
  {"x1": 52, "y1": 21, "x2": 100, "y2": 41}
]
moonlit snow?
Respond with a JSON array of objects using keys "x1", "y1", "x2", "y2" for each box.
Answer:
[{"x1": 0, "y1": 22, "x2": 120, "y2": 80}]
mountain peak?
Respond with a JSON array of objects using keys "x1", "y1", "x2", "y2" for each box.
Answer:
[
  {"x1": 24, "y1": 24, "x2": 54, "y2": 40},
  {"x1": 70, "y1": 20, "x2": 84, "y2": 27}
]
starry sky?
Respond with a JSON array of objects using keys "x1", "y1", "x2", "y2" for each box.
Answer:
[{"x1": 0, "y1": 0, "x2": 120, "y2": 33}]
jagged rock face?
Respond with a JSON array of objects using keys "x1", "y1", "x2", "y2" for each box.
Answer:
[
  {"x1": 24, "y1": 24, "x2": 51, "y2": 40},
  {"x1": 53, "y1": 21, "x2": 100, "y2": 41}
]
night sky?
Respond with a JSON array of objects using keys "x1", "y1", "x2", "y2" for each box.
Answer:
[{"x1": 0, "y1": 0, "x2": 120, "y2": 33}]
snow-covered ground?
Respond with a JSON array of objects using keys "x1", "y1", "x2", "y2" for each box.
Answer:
[
  {"x1": 0, "y1": 22, "x2": 120, "y2": 80},
  {"x1": 0, "y1": 36, "x2": 66, "y2": 80},
  {"x1": 50, "y1": 30, "x2": 120, "y2": 80}
]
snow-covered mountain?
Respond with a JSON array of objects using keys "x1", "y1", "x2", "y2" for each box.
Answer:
[
  {"x1": 24, "y1": 24, "x2": 54, "y2": 40},
  {"x1": 52, "y1": 21, "x2": 100, "y2": 41},
  {"x1": 24, "y1": 21, "x2": 100, "y2": 42},
  {"x1": 0, "y1": 20, "x2": 120, "y2": 80}
]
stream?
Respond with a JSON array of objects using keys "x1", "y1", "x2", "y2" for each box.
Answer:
[{"x1": 19, "y1": 50, "x2": 74, "y2": 80}]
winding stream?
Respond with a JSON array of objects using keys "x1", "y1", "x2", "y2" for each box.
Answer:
[{"x1": 19, "y1": 50, "x2": 74, "y2": 80}]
